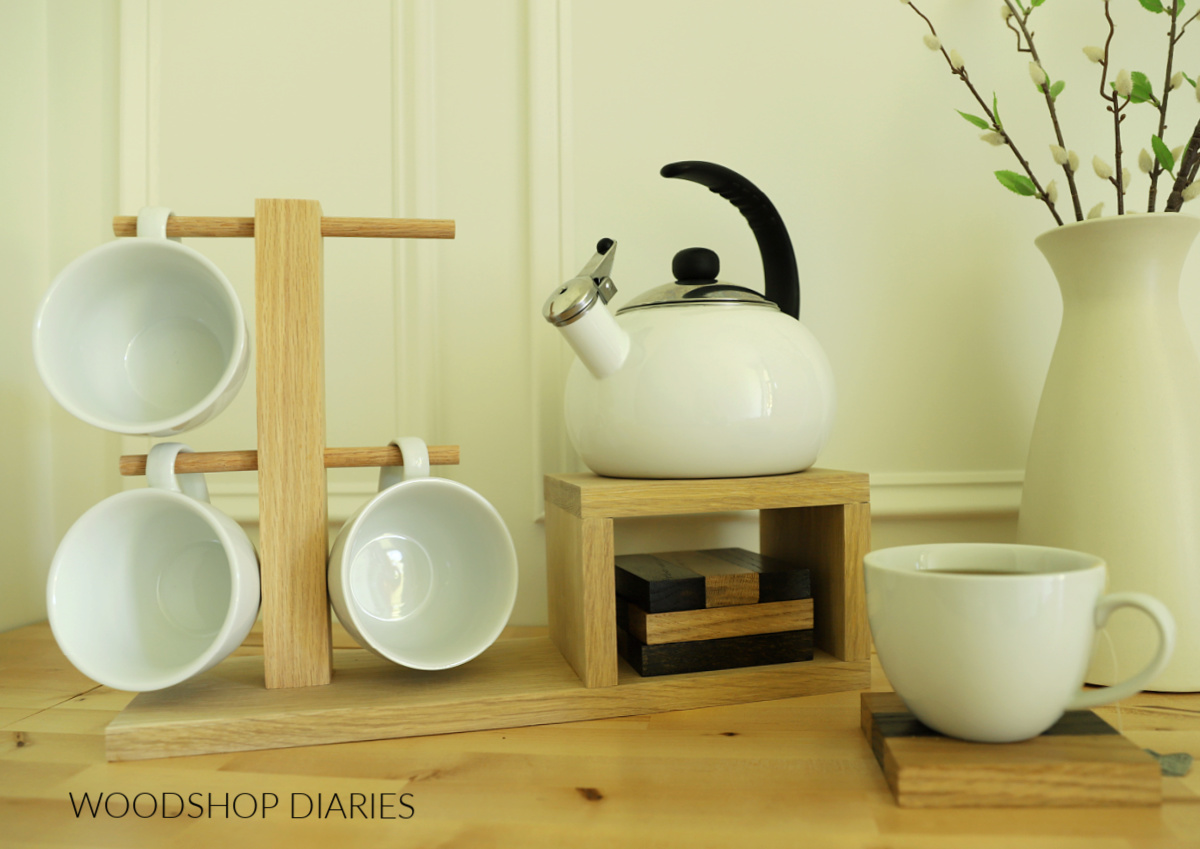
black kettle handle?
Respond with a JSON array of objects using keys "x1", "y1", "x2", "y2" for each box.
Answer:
[{"x1": 660, "y1": 161, "x2": 800, "y2": 319}]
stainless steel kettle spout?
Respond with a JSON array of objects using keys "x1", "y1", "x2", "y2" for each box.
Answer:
[{"x1": 542, "y1": 239, "x2": 630, "y2": 380}]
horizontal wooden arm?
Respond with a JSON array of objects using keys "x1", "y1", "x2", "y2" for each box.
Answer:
[
  {"x1": 119, "y1": 445, "x2": 460, "y2": 476},
  {"x1": 112, "y1": 215, "x2": 455, "y2": 239}
]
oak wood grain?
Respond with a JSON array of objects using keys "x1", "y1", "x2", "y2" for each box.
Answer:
[
  {"x1": 860, "y1": 692, "x2": 1163, "y2": 808},
  {"x1": 624, "y1": 598, "x2": 814, "y2": 645},
  {"x1": 107, "y1": 633, "x2": 856, "y2": 760},
  {"x1": 255, "y1": 199, "x2": 331, "y2": 690},
  {"x1": 118, "y1": 444, "x2": 461, "y2": 475},
  {"x1": 112, "y1": 215, "x2": 455, "y2": 239},
  {"x1": 543, "y1": 469, "x2": 869, "y2": 519},
  {"x1": 544, "y1": 502, "x2": 617, "y2": 688},
  {"x1": 760, "y1": 501, "x2": 871, "y2": 662}
]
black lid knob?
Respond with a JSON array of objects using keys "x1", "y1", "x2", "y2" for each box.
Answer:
[{"x1": 673, "y1": 247, "x2": 719, "y2": 283}]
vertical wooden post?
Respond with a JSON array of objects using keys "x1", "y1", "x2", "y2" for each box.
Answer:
[
  {"x1": 544, "y1": 501, "x2": 618, "y2": 688},
  {"x1": 255, "y1": 199, "x2": 332, "y2": 689},
  {"x1": 760, "y1": 503, "x2": 871, "y2": 663}
]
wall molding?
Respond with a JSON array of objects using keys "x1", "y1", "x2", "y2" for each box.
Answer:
[
  {"x1": 869, "y1": 470, "x2": 1023, "y2": 519},
  {"x1": 528, "y1": 0, "x2": 577, "y2": 520},
  {"x1": 391, "y1": 0, "x2": 441, "y2": 442}
]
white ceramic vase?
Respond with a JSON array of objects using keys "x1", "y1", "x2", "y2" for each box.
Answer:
[{"x1": 1018, "y1": 212, "x2": 1200, "y2": 692}]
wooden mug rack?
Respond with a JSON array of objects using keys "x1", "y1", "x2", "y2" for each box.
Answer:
[
  {"x1": 103, "y1": 199, "x2": 871, "y2": 761},
  {"x1": 112, "y1": 201, "x2": 456, "y2": 692}
]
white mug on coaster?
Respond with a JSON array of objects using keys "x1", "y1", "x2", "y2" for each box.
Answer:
[
  {"x1": 864, "y1": 543, "x2": 1175, "y2": 743},
  {"x1": 328, "y1": 437, "x2": 519, "y2": 670},
  {"x1": 47, "y1": 443, "x2": 260, "y2": 692},
  {"x1": 33, "y1": 207, "x2": 249, "y2": 436}
]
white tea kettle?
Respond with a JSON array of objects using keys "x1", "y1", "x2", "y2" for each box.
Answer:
[{"x1": 543, "y1": 161, "x2": 835, "y2": 479}]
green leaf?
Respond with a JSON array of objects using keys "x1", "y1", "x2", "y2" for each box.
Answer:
[
  {"x1": 1184, "y1": 71, "x2": 1197, "y2": 88},
  {"x1": 1031, "y1": 0, "x2": 1046, "y2": 5},
  {"x1": 957, "y1": 110, "x2": 992, "y2": 130},
  {"x1": 1129, "y1": 71, "x2": 1157, "y2": 104},
  {"x1": 1050, "y1": 80, "x2": 1065, "y2": 100},
  {"x1": 993, "y1": 93, "x2": 1003, "y2": 130},
  {"x1": 995, "y1": 170, "x2": 1038, "y2": 196},
  {"x1": 1139, "y1": 0, "x2": 1166, "y2": 12},
  {"x1": 1153, "y1": 134, "x2": 1176, "y2": 174}
]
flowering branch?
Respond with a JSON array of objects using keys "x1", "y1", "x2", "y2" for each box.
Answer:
[
  {"x1": 905, "y1": 1, "x2": 1063, "y2": 225},
  {"x1": 1166, "y1": 117, "x2": 1200, "y2": 209},
  {"x1": 1003, "y1": 0, "x2": 1084, "y2": 220},
  {"x1": 1148, "y1": 2, "x2": 1184, "y2": 211},
  {"x1": 905, "y1": 0, "x2": 1200, "y2": 224}
]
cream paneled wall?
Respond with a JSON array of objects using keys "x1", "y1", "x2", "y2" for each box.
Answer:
[{"x1": 7, "y1": 0, "x2": 1196, "y2": 631}]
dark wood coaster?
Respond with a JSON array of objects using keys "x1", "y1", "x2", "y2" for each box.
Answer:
[
  {"x1": 617, "y1": 627, "x2": 813, "y2": 677},
  {"x1": 614, "y1": 548, "x2": 810, "y2": 613}
]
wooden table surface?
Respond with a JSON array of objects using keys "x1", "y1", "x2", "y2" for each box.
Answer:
[{"x1": 2, "y1": 621, "x2": 1198, "y2": 848}]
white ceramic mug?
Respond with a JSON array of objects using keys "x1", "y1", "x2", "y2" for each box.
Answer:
[
  {"x1": 864, "y1": 543, "x2": 1175, "y2": 743},
  {"x1": 328, "y1": 437, "x2": 518, "y2": 670},
  {"x1": 47, "y1": 443, "x2": 260, "y2": 692},
  {"x1": 33, "y1": 207, "x2": 249, "y2": 436}
]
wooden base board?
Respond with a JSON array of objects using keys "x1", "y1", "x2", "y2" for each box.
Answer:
[
  {"x1": 861, "y1": 692, "x2": 1162, "y2": 808},
  {"x1": 105, "y1": 636, "x2": 868, "y2": 761}
]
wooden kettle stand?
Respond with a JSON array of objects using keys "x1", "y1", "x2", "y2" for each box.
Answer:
[{"x1": 104, "y1": 199, "x2": 871, "y2": 762}]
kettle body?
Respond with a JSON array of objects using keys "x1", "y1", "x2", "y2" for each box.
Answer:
[{"x1": 563, "y1": 304, "x2": 835, "y2": 478}]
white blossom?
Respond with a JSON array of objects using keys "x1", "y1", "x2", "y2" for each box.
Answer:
[
  {"x1": 1122, "y1": 167, "x2": 1132, "y2": 192},
  {"x1": 1174, "y1": 145, "x2": 1187, "y2": 162},
  {"x1": 980, "y1": 132, "x2": 1005, "y2": 146},
  {"x1": 949, "y1": 49, "x2": 964, "y2": 71},
  {"x1": 1195, "y1": 77, "x2": 1200, "y2": 102},
  {"x1": 1083, "y1": 46, "x2": 1105, "y2": 64},
  {"x1": 924, "y1": 33, "x2": 941, "y2": 51},
  {"x1": 1087, "y1": 202, "x2": 1105, "y2": 219},
  {"x1": 1002, "y1": 5, "x2": 1013, "y2": 20},
  {"x1": 1139, "y1": 148, "x2": 1154, "y2": 173},
  {"x1": 1093, "y1": 155, "x2": 1114, "y2": 180},
  {"x1": 1029, "y1": 62, "x2": 1048, "y2": 87},
  {"x1": 1115, "y1": 69, "x2": 1133, "y2": 99},
  {"x1": 1050, "y1": 144, "x2": 1069, "y2": 166},
  {"x1": 1068, "y1": 150, "x2": 1080, "y2": 172},
  {"x1": 1184, "y1": 182, "x2": 1200, "y2": 202},
  {"x1": 1172, "y1": 71, "x2": 1185, "y2": 90},
  {"x1": 1045, "y1": 180, "x2": 1059, "y2": 204}
]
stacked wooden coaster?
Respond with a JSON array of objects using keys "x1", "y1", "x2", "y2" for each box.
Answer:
[
  {"x1": 860, "y1": 692, "x2": 1162, "y2": 808},
  {"x1": 614, "y1": 548, "x2": 813, "y2": 676}
]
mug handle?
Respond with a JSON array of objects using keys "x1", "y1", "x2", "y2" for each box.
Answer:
[
  {"x1": 379, "y1": 437, "x2": 430, "y2": 491},
  {"x1": 147, "y1": 442, "x2": 211, "y2": 503},
  {"x1": 1068, "y1": 592, "x2": 1176, "y2": 710},
  {"x1": 136, "y1": 206, "x2": 182, "y2": 243}
]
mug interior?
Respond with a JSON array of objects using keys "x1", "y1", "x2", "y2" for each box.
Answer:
[
  {"x1": 34, "y1": 239, "x2": 244, "y2": 433},
  {"x1": 48, "y1": 490, "x2": 241, "y2": 691},
  {"x1": 864, "y1": 543, "x2": 1103, "y2": 577},
  {"x1": 340, "y1": 479, "x2": 517, "y2": 670}
]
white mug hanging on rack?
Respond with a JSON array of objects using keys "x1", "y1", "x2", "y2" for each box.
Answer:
[
  {"x1": 46, "y1": 443, "x2": 261, "y2": 692},
  {"x1": 328, "y1": 437, "x2": 519, "y2": 670},
  {"x1": 33, "y1": 206, "x2": 249, "y2": 436}
]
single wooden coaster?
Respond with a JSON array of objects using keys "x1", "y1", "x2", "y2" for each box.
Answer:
[
  {"x1": 618, "y1": 597, "x2": 814, "y2": 645},
  {"x1": 617, "y1": 627, "x2": 813, "y2": 677},
  {"x1": 861, "y1": 691, "x2": 1162, "y2": 808},
  {"x1": 614, "y1": 548, "x2": 811, "y2": 613}
]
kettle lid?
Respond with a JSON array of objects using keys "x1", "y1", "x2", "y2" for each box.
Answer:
[{"x1": 616, "y1": 247, "x2": 778, "y2": 314}]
